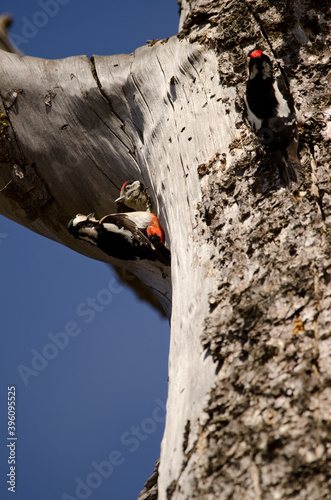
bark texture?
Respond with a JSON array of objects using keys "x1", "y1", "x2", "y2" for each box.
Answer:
[
  {"x1": 0, "y1": 1, "x2": 330, "y2": 499},
  {"x1": 168, "y1": 1, "x2": 331, "y2": 499}
]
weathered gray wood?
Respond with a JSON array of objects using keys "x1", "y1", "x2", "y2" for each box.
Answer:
[
  {"x1": 0, "y1": 49, "x2": 172, "y2": 313},
  {"x1": 0, "y1": 0, "x2": 330, "y2": 498}
]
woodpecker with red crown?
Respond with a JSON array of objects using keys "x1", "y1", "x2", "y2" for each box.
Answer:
[
  {"x1": 68, "y1": 212, "x2": 170, "y2": 266},
  {"x1": 116, "y1": 180, "x2": 152, "y2": 212},
  {"x1": 244, "y1": 49, "x2": 301, "y2": 186},
  {"x1": 115, "y1": 180, "x2": 165, "y2": 245}
]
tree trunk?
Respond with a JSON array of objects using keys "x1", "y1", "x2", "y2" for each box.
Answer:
[{"x1": 1, "y1": 1, "x2": 330, "y2": 498}]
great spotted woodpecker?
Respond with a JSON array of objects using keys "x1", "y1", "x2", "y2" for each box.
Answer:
[
  {"x1": 115, "y1": 180, "x2": 165, "y2": 244},
  {"x1": 68, "y1": 212, "x2": 170, "y2": 266},
  {"x1": 244, "y1": 49, "x2": 301, "y2": 186},
  {"x1": 115, "y1": 180, "x2": 152, "y2": 212}
]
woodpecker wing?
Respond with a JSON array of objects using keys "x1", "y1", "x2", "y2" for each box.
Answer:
[
  {"x1": 275, "y1": 74, "x2": 296, "y2": 113},
  {"x1": 99, "y1": 214, "x2": 170, "y2": 266},
  {"x1": 99, "y1": 213, "x2": 153, "y2": 245}
]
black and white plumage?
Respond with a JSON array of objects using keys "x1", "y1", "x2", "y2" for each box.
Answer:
[
  {"x1": 115, "y1": 180, "x2": 152, "y2": 212},
  {"x1": 244, "y1": 49, "x2": 301, "y2": 186},
  {"x1": 68, "y1": 212, "x2": 170, "y2": 266}
]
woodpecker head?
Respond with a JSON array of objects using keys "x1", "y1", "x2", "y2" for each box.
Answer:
[
  {"x1": 68, "y1": 213, "x2": 99, "y2": 245},
  {"x1": 248, "y1": 49, "x2": 273, "y2": 81},
  {"x1": 116, "y1": 180, "x2": 143, "y2": 203},
  {"x1": 115, "y1": 180, "x2": 152, "y2": 212}
]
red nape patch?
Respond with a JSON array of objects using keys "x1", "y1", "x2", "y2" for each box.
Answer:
[
  {"x1": 120, "y1": 180, "x2": 130, "y2": 195},
  {"x1": 250, "y1": 49, "x2": 263, "y2": 59}
]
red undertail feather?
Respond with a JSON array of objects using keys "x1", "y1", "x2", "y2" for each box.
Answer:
[{"x1": 147, "y1": 215, "x2": 165, "y2": 243}]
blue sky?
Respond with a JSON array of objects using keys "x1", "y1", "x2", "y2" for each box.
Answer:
[{"x1": 0, "y1": 1, "x2": 178, "y2": 499}]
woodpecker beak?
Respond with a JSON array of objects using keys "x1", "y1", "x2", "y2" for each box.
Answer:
[{"x1": 115, "y1": 195, "x2": 125, "y2": 202}]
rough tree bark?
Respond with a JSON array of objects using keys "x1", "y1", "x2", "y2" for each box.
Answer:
[{"x1": 0, "y1": 1, "x2": 330, "y2": 499}]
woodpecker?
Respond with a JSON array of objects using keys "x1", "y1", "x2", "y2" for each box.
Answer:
[
  {"x1": 115, "y1": 180, "x2": 152, "y2": 212},
  {"x1": 244, "y1": 49, "x2": 301, "y2": 186},
  {"x1": 68, "y1": 212, "x2": 170, "y2": 266}
]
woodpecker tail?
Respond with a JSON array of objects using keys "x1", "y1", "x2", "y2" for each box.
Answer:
[
  {"x1": 285, "y1": 136, "x2": 302, "y2": 186},
  {"x1": 272, "y1": 149, "x2": 301, "y2": 188},
  {"x1": 152, "y1": 240, "x2": 171, "y2": 266},
  {"x1": 285, "y1": 157, "x2": 302, "y2": 185},
  {"x1": 283, "y1": 159, "x2": 299, "y2": 186}
]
